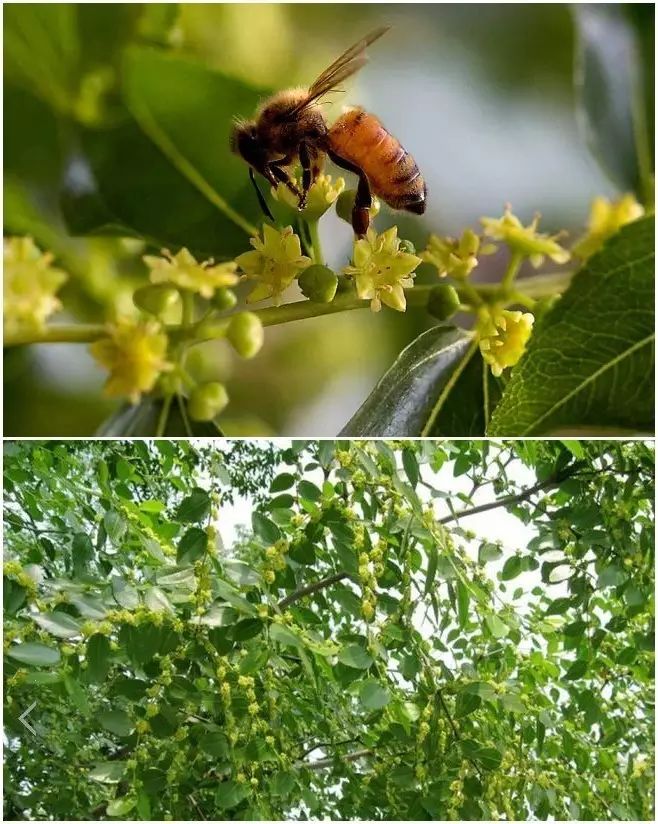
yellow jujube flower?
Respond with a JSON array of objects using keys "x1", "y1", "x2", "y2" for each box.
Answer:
[
  {"x1": 481, "y1": 206, "x2": 570, "y2": 268},
  {"x1": 421, "y1": 228, "x2": 494, "y2": 280},
  {"x1": 4, "y1": 237, "x2": 68, "y2": 338},
  {"x1": 477, "y1": 307, "x2": 535, "y2": 377},
  {"x1": 236, "y1": 224, "x2": 312, "y2": 304},
  {"x1": 272, "y1": 173, "x2": 346, "y2": 220},
  {"x1": 90, "y1": 320, "x2": 173, "y2": 403},
  {"x1": 573, "y1": 194, "x2": 645, "y2": 260},
  {"x1": 342, "y1": 226, "x2": 421, "y2": 312},
  {"x1": 144, "y1": 248, "x2": 239, "y2": 299}
]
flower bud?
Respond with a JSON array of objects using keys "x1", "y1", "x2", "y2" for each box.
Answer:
[
  {"x1": 133, "y1": 284, "x2": 181, "y2": 318},
  {"x1": 335, "y1": 189, "x2": 380, "y2": 224},
  {"x1": 227, "y1": 312, "x2": 264, "y2": 359},
  {"x1": 427, "y1": 284, "x2": 461, "y2": 320},
  {"x1": 188, "y1": 382, "x2": 229, "y2": 421},
  {"x1": 298, "y1": 265, "x2": 338, "y2": 303},
  {"x1": 210, "y1": 287, "x2": 238, "y2": 312}
]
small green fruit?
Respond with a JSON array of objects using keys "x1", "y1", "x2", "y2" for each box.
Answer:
[
  {"x1": 133, "y1": 284, "x2": 181, "y2": 318},
  {"x1": 188, "y1": 382, "x2": 229, "y2": 421},
  {"x1": 427, "y1": 284, "x2": 461, "y2": 320},
  {"x1": 227, "y1": 312, "x2": 264, "y2": 359},
  {"x1": 298, "y1": 265, "x2": 338, "y2": 303}
]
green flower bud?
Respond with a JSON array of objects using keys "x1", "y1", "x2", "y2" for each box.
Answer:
[
  {"x1": 210, "y1": 287, "x2": 238, "y2": 312},
  {"x1": 298, "y1": 265, "x2": 338, "y2": 303},
  {"x1": 227, "y1": 312, "x2": 264, "y2": 359},
  {"x1": 399, "y1": 239, "x2": 416, "y2": 255},
  {"x1": 133, "y1": 284, "x2": 181, "y2": 318},
  {"x1": 427, "y1": 284, "x2": 461, "y2": 320},
  {"x1": 188, "y1": 382, "x2": 229, "y2": 421},
  {"x1": 335, "y1": 189, "x2": 380, "y2": 224}
]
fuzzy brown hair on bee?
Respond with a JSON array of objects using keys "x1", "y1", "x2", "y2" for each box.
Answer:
[{"x1": 230, "y1": 26, "x2": 426, "y2": 236}]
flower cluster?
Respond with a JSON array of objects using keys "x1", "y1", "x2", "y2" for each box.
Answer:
[
  {"x1": 477, "y1": 307, "x2": 535, "y2": 377},
  {"x1": 4, "y1": 237, "x2": 68, "y2": 337},
  {"x1": 343, "y1": 227, "x2": 421, "y2": 312},
  {"x1": 262, "y1": 539, "x2": 289, "y2": 584},
  {"x1": 358, "y1": 538, "x2": 385, "y2": 621}
]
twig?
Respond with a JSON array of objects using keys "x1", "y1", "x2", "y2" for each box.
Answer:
[
  {"x1": 278, "y1": 571, "x2": 351, "y2": 610},
  {"x1": 304, "y1": 747, "x2": 372, "y2": 770}
]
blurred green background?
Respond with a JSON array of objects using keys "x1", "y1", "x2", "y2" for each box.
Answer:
[{"x1": 3, "y1": 3, "x2": 650, "y2": 435}]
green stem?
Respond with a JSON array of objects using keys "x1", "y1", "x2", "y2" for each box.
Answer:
[
  {"x1": 155, "y1": 393, "x2": 173, "y2": 437},
  {"x1": 181, "y1": 291, "x2": 195, "y2": 327},
  {"x1": 4, "y1": 271, "x2": 575, "y2": 348},
  {"x1": 501, "y1": 251, "x2": 523, "y2": 291},
  {"x1": 307, "y1": 220, "x2": 324, "y2": 265},
  {"x1": 4, "y1": 324, "x2": 107, "y2": 346}
]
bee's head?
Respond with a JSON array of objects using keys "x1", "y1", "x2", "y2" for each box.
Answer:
[{"x1": 230, "y1": 119, "x2": 263, "y2": 166}]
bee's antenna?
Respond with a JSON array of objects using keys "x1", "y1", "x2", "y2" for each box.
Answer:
[{"x1": 249, "y1": 167, "x2": 274, "y2": 221}]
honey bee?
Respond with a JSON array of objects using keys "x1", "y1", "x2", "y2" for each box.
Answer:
[{"x1": 230, "y1": 26, "x2": 426, "y2": 236}]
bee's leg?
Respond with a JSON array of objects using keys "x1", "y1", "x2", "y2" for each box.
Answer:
[
  {"x1": 299, "y1": 142, "x2": 313, "y2": 209},
  {"x1": 268, "y1": 164, "x2": 302, "y2": 199},
  {"x1": 327, "y1": 150, "x2": 371, "y2": 237}
]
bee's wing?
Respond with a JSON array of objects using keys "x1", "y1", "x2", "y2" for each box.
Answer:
[{"x1": 288, "y1": 26, "x2": 390, "y2": 116}]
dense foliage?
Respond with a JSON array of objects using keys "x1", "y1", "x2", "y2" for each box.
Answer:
[{"x1": 3, "y1": 439, "x2": 654, "y2": 820}]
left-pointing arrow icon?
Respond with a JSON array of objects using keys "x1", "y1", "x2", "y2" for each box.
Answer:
[{"x1": 19, "y1": 701, "x2": 37, "y2": 735}]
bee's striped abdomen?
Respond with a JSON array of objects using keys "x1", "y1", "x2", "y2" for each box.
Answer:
[{"x1": 328, "y1": 108, "x2": 426, "y2": 214}]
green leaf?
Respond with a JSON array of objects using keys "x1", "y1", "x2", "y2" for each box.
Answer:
[
  {"x1": 88, "y1": 762, "x2": 127, "y2": 784},
  {"x1": 429, "y1": 349, "x2": 503, "y2": 436},
  {"x1": 63, "y1": 49, "x2": 266, "y2": 258},
  {"x1": 455, "y1": 691, "x2": 481, "y2": 718},
  {"x1": 270, "y1": 473, "x2": 296, "y2": 492},
  {"x1": 33, "y1": 611, "x2": 82, "y2": 639},
  {"x1": 564, "y1": 659, "x2": 589, "y2": 680},
  {"x1": 86, "y1": 634, "x2": 112, "y2": 683},
  {"x1": 104, "y1": 510, "x2": 127, "y2": 544},
  {"x1": 489, "y1": 217, "x2": 654, "y2": 435},
  {"x1": 252, "y1": 512, "x2": 281, "y2": 544},
  {"x1": 500, "y1": 693, "x2": 526, "y2": 713},
  {"x1": 424, "y1": 544, "x2": 438, "y2": 595},
  {"x1": 98, "y1": 709, "x2": 133, "y2": 737},
  {"x1": 485, "y1": 614, "x2": 509, "y2": 639},
  {"x1": 269, "y1": 623, "x2": 303, "y2": 648},
  {"x1": 340, "y1": 326, "x2": 476, "y2": 436},
  {"x1": 298, "y1": 480, "x2": 322, "y2": 502},
  {"x1": 176, "y1": 488, "x2": 211, "y2": 523},
  {"x1": 479, "y1": 542, "x2": 503, "y2": 564},
  {"x1": 7, "y1": 642, "x2": 60, "y2": 667},
  {"x1": 122, "y1": 46, "x2": 261, "y2": 239},
  {"x1": 572, "y1": 5, "x2": 653, "y2": 196},
  {"x1": 475, "y1": 747, "x2": 503, "y2": 771},
  {"x1": 107, "y1": 797, "x2": 136, "y2": 817},
  {"x1": 456, "y1": 580, "x2": 470, "y2": 628},
  {"x1": 215, "y1": 779, "x2": 250, "y2": 810},
  {"x1": 402, "y1": 448, "x2": 420, "y2": 488},
  {"x1": 96, "y1": 397, "x2": 222, "y2": 436},
  {"x1": 337, "y1": 644, "x2": 374, "y2": 670},
  {"x1": 177, "y1": 527, "x2": 208, "y2": 564},
  {"x1": 359, "y1": 679, "x2": 391, "y2": 711},
  {"x1": 501, "y1": 556, "x2": 522, "y2": 581}
]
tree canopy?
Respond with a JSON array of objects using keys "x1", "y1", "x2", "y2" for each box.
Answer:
[{"x1": 3, "y1": 439, "x2": 655, "y2": 820}]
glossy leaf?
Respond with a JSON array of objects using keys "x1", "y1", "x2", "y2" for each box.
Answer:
[
  {"x1": 489, "y1": 217, "x2": 655, "y2": 435},
  {"x1": 340, "y1": 326, "x2": 475, "y2": 436},
  {"x1": 7, "y1": 642, "x2": 61, "y2": 667},
  {"x1": 573, "y1": 5, "x2": 653, "y2": 196}
]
